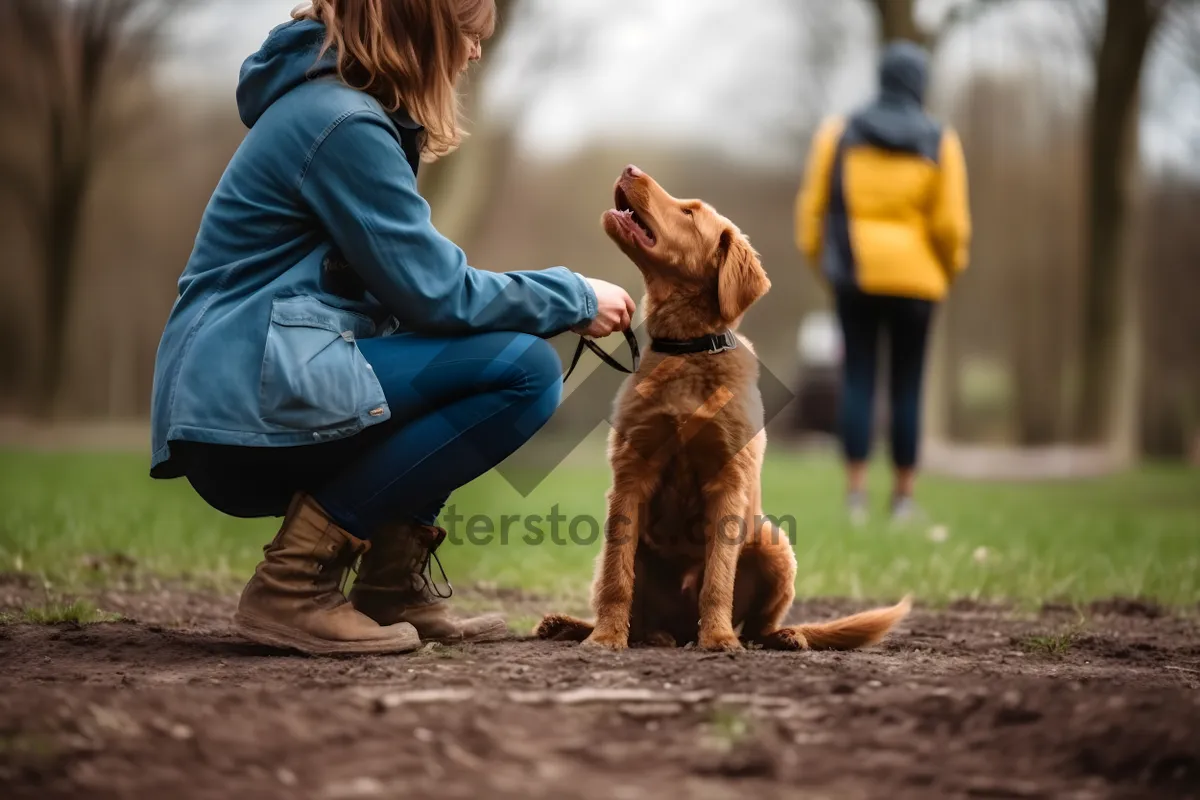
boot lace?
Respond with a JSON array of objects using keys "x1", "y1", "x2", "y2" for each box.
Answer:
[{"x1": 417, "y1": 527, "x2": 453, "y2": 600}]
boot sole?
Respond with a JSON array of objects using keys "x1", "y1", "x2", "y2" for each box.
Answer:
[
  {"x1": 423, "y1": 618, "x2": 510, "y2": 645},
  {"x1": 233, "y1": 612, "x2": 422, "y2": 656}
]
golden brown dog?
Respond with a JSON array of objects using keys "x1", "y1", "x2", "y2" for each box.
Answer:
[{"x1": 536, "y1": 165, "x2": 911, "y2": 652}]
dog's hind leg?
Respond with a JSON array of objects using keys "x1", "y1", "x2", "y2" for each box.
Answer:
[
  {"x1": 534, "y1": 614, "x2": 594, "y2": 642},
  {"x1": 735, "y1": 523, "x2": 805, "y2": 650},
  {"x1": 735, "y1": 525, "x2": 912, "y2": 651}
]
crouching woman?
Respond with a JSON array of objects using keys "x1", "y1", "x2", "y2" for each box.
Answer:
[{"x1": 148, "y1": 0, "x2": 635, "y2": 655}]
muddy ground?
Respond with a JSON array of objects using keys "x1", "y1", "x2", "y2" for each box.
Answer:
[{"x1": 1, "y1": 576, "x2": 1198, "y2": 800}]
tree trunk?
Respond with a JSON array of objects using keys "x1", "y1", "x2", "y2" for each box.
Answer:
[
  {"x1": 1076, "y1": 0, "x2": 1159, "y2": 445},
  {"x1": 870, "y1": 0, "x2": 925, "y2": 46},
  {"x1": 2, "y1": 0, "x2": 178, "y2": 414},
  {"x1": 36, "y1": 109, "x2": 90, "y2": 416}
]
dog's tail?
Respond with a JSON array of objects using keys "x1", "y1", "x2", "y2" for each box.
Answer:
[
  {"x1": 534, "y1": 613, "x2": 594, "y2": 642},
  {"x1": 785, "y1": 595, "x2": 912, "y2": 650}
]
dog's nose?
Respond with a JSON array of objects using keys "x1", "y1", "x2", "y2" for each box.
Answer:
[{"x1": 624, "y1": 164, "x2": 643, "y2": 179}]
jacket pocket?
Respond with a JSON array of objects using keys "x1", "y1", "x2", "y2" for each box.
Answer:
[{"x1": 259, "y1": 296, "x2": 385, "y2": 431}]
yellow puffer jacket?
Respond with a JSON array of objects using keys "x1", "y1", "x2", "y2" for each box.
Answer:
[{"x1": 795, "y1": 111, "x2": 971, "y2": 302}]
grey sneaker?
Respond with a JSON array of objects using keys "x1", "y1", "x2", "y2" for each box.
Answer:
[
  {"x1": 847, "y1": 491, "x2": 869, "y2": 526},
  {"x1": 889, "y1": 495, "x2": 924, "y2": 526}
]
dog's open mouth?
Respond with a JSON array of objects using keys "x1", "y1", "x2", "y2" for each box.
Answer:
[{"x1": 612, "y1": 185, "x2": 656, "y2": 248}]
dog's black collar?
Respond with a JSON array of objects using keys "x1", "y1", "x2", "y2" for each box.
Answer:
[{"x1": 650, "y1": 330, "x2": 738, "y2": 356}]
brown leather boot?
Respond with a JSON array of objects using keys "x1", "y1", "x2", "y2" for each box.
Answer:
[
  {"x1": 349, "y1": 523, "x2": 507, "y2": 643},
  {"x1": 233, "y1": 494, "x2": 422, "y2": 655}
]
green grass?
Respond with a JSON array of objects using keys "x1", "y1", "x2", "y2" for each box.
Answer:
[
  {"x1": 1018, "y1": 606, "x2": 1088, "y2": 657},
  {"x1": 10, "y1": 599, "x2": 123, "y2": 625},
  {"x1": 704, "y1": 707, "x2": 752, "y2": 748},
  {"x1": 1020, "y1": 628, "x2": 1083, "y2": 659},
  {"x1": 0, "y1": 733, "x2": 60, "y2": 762},
  {"x1": 1, "y1": 446, "x2": 1198, "y2": 606}
]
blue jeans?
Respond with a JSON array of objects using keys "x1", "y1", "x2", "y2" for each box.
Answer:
[
  {"x1": 180, "y1": 331, "x2": 563, "y2": 539},
  {"x1": 835, "y1": 290, "x2": 934, "y2": 469}
]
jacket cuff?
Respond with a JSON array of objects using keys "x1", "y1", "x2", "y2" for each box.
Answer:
[{"x1": 573, "y1": 272, "x2": 598, "y2": 323}]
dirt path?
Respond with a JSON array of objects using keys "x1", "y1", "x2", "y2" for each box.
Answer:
[{"x1": 2, "y1": 579, "x2": 1198, "y2": 800}]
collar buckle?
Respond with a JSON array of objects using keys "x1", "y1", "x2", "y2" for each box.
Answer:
[{"x1": 705, "y1": 332, "x2": 738, "y2": 354}]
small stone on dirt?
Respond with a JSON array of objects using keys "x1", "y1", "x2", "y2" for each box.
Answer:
[
  {"x1": 374, "y1": 688, "x2": 476, "y2": 711},
  {"x1": 618, "y1": 702, "x2": 684, "y2": 719},
  {"x1": 321, "y1": 776, "x2": 385, "y2": 798}
]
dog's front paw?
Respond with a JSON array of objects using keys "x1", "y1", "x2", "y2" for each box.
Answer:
[
  {"x1": 699, "y1": 630, "x2": 744, "y2": 652},
  {"x1": 582, "y1": 629, "x2": 628, "y2": 652}
]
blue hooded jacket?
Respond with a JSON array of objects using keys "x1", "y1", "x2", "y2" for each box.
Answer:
[{"x1": 149, "y1": 19, "x2": 597, "y2": 478}]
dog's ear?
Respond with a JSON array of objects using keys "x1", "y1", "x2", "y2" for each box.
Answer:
[{"x1": 717, "y1": 228, "x2": 770, "y2": 323}]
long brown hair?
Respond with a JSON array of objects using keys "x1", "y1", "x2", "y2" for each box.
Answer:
[{"x1": 296, "y1": 0, "x2": 496, "y2": 161}]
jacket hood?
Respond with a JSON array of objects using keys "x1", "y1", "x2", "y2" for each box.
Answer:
[
  {"x1": 236, "y1": 18, "x2": 424, "y2": 134},
  {"x1": 847, "y1": 40, "x2": 939, "y2": 155},
  {"x1": 878, "y1": 40, "x2": 929, "y2": 107},
  {"x1": 236, "y1": 19, "x2": 334, "y2": 128}
]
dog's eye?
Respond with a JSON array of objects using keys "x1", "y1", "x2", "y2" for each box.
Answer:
[{"x1": 682, "y1": 208, "x2": 693, "y2": 217}]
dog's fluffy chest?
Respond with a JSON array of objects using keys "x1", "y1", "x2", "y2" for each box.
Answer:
[{"x1": 609, "y1": 349, "x2": 763, "y2": 559}]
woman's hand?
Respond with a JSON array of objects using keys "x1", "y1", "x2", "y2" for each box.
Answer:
[{"x1": 576, "y1": 278, "x2": 636, "y2": 338}]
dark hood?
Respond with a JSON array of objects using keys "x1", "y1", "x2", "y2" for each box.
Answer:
[
  {"x1": 235, "y1": 18, "x2": 423, "y2": 135},
  {"x1": 846, "y1": 40, "x2": 940, "y2": 157},
  {"x1": 878, "y1": 40, "x2": 929, "y2": 107},
  {"x1": 236, "y1": 19, "x2": 335, "y2": 129}
]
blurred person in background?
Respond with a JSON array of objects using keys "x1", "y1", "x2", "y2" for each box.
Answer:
[
  {"x1": 148, "y1": 0, "x2": 635, "y2": 655},
  {"x1": 795, "y1": 40, "x2": 971, "y2": 525}
]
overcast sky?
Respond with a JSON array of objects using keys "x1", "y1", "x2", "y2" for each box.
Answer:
[{"x1": 170, "y1": 0, "x2": 1199, "y2": 177}]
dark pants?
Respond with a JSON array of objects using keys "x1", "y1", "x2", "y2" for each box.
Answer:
[
  {"x1": 835, "y1": 290, "x2": 934, "y2": 469},
  {"x1": 179, "y1": 331, "x2": 563, "y2": 539}
]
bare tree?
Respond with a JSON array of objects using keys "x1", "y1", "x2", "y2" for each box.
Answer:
[
  {"x1": 870, "y1": 0, "x2": 926, "y2": 44},
  {"x1": 1075, "y1": 0, "x2": 1172, "y2": 446},
  {"x1": 869, "y1": 0, "x2": 1001, "y2": 46},
  {"x1": 0, "y1": 0, "x2": 181, "y2": 414}
]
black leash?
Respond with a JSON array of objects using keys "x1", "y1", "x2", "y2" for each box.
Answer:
[{"x1": 562, "y1": 328, "x2": 641, "y2": 382}]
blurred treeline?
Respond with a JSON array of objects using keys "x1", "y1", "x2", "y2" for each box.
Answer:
[{"x1": 0, "y1": 0, "x2": 1197, "y2": 461}]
